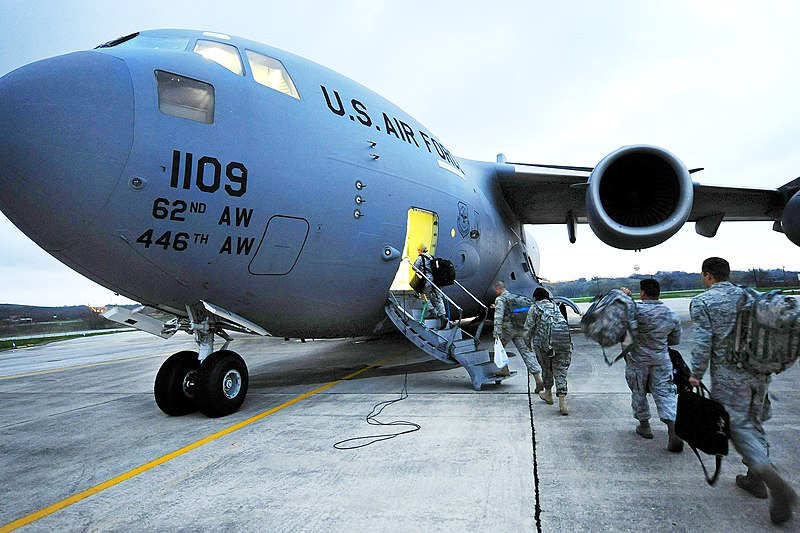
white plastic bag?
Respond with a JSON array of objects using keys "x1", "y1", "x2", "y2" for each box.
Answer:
[{"x1": 494, "y1": 338, "x2": 509, "y2": 369}]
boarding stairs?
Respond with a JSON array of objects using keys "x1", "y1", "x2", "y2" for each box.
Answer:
[{"x1": 385, "y1": 265, "x2": 514, "y2": 391}]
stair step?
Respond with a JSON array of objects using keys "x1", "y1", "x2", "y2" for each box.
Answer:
[
  {"x1": 386, "y1": 294, "x2": 514, "y2": 390},
  {"x1": 454, "y1": 349, "x2": 490, "y2": 366},
  {"x1": 452, "y1": 339, "x2": 478, "y2": 355},
  {"x1": 452, "y1": 350, "x2": 515, "y2": 391}
]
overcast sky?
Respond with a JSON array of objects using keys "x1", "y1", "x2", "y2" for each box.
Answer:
[{"x1": 1, "y1": 1, "x2": 799, "y2": 306}]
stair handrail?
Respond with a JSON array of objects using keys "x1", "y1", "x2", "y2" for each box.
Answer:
[
  {"x1": 406, "y1": 259, "x2": 490, "y2": 350},
  {"x1": 451, "y1": 278, "x2": 489, "y2": 341},
  {"x1": 396, "y1": 260, "x2": 465, "y2": 351},
  {"x1": 387, "y1": 291, "x2": 467, "y2": 356},
  {"x1": 408, "y1": 260, "x2": 464, "y2": 321}
]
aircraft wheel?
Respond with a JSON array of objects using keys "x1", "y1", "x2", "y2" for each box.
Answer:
[
  {"x1": 195, "y1": 350, "x2": 249, "y2": 418},
  {"x1": 154, "y1": 350, "x2": 200, "y2": 416}
]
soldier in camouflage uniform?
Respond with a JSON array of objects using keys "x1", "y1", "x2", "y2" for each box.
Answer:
[
  {"x1": 412, "y1": 243, "x2": 448, "y2": 329},
  {"x1": 620, "y1": 279, "x2": 683, "y2": 451},
  {"x1": 689, "y1": 257, "x2": 797, "y2": 525},
  {"x1": 523, "y1": 287, "x2": 572, "y2": 415},
  {"x1": 493, "y1": 281, "x2": 543, "y2": 387}
]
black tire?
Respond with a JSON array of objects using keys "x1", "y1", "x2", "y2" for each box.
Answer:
[
  {"x1": 154, "y1": 350, "x2": 200, "y2": 416},
  {"x1": 195, "y1": 350, "x2": 249, "y2": 418}
]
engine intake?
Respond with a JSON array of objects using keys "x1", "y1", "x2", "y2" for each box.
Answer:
[
  {"x1": 586, "y1": 145, "x2": 693, "y2": 250},
  {"x1": 781, "y1": 190, "x2": 800, "y2": 246}
]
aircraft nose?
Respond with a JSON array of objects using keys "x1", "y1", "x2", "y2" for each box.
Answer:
[{"x1": 0, "y1": 51, "x2": 133, "y2": 251}]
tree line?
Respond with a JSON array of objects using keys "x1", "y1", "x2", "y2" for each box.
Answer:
[
  {"x1": 0, "y1": 304, "x2": 135, "y2": 336},
  {"x1": 544, "y1": 268, "x2": 799, "y2": 299}
]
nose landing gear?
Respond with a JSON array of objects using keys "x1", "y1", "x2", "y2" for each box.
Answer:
[
  {"x1": 105, "y1": 300, "x2": 267, "y2": 418},
  {"x1": 151, "y1": 302, "x2": 260, "y2": 418},
  {"x1": 154, "y1": 348, "x2": 249, "y2": 418}
]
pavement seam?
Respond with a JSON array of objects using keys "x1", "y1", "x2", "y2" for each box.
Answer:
[{"x1": 527, "y1": 374, "x2": 543, "y2": 533}]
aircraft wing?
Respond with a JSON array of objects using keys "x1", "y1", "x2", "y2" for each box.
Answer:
[
  {"x1": 494, "y1": 146, "x2": 800, "y2": 249},
  {"x1": 496, "y1": 163, "x2": 592, "y2": 225},
  {"x1": 688, "y1": 183, "x2": 784, "y2": 222}
]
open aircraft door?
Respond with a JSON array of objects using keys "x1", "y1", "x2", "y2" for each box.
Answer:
[{"x1": 390, "y1": 208, "x2": 438, "y2": 291}]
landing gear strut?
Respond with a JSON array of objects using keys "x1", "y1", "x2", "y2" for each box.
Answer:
[{"x1": 104, "y1": 300, "x2": 266, "y2": 418}]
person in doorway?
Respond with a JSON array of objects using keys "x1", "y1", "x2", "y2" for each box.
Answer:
[
  {"x1": 412, "y1": 243, "x2": 449, "y2": 329},
  {"x1": 492, "y1": 281, "x2": 542, "y2": 385},
  {"x1": 689, "y1": 256, "x2": 797, "y2": 525},
  {"x1": 620, "y1": 279, "x2": 683, "y2": 452},
  {"x1": 523, "y1": 287, "x2": 572, "y2": 415}
]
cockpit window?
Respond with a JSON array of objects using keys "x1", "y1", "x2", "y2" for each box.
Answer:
[
  {"x1": 99, "y1": 33, "x2": 191, "y2": 51},
  {"x1": 245, "y1": 50, "x2": 300, "y2": 99},
  {"x1": 155, "y1": 70, "x2": 215, "y2": 124},
  {"x1": 194, "y1": 40, "x2": 244, "y2": 76}
]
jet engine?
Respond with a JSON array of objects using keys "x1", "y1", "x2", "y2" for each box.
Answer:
[
  {"x1": 585, "y1": 145, "x2": 694, "y2": 250},
  {"x1": 781, "y1": 190, "x2": 800, "y2": 247}
]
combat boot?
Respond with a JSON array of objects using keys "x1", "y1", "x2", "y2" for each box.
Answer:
[
  {"x1": 558, "y1": 394, "x2": 569, "y2": 416},
  {"x1": 752, "y1": 464, "x2": 799, "y2": 524},
  {"x1": 538, "y1": 388, "x2": 553, "y2": 405},
  {"x1": 666, "y1": 420, "x2": 684, "y2": 453},
  {"x1": 494, "y1": 365, "x2": 511, "y2": 377},
  {"x1": 735, "y1": 471, "x2": 768, "y2": 499},
  {"x1": 532, "y1": 372, "x2": 544, "y2": 393},
  {"x1": 636, "y1": 420, "x2": 654, "y2": 439}
]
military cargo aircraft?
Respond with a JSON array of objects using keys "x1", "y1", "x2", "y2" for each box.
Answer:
[{"x1": 0, "y1": 29, "x2": 797, "y2": 417}]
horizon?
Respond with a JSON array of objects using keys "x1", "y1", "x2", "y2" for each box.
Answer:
[{"x1": 2, "y1": 266, "x2": 798, "y2": 309}]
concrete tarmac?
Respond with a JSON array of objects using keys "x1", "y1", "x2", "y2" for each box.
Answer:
[{"x1": 1, "y1": 298, "x2": 798, "y2": 532}]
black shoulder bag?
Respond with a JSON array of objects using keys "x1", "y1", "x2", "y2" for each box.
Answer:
[
  {"x1": 669, "y1": 348, "x2": 692, "y2": 393},
  {"x1": 675, "y1": 381, "x2": 730, "y2": 485}
]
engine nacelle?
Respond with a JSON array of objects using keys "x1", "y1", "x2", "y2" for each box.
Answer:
[
  {"x1": 586, "y1": 145, "x2": 694, "y2": 250},
  {"x1": 781, "y1": 190, "x2": 800, "y2": 246}
]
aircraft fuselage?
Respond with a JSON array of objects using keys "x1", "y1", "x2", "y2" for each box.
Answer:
[{"x1": 0, "y1": 30, "x2": 536, "y2": 338}]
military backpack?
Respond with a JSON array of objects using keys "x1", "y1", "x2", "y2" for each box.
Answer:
[
  {"x1": 730, "y1": 289, "x2": 800, "y2": 375},
  {"x1": 539, "y1": 299, "x2": 572, "y2": 353},
  {"x1": 580, "y1": 288, "x2": 637, "y2": 348},
  {"x1": 505, "y1": 293, "x2": 534, "y2": 328},
  {"x1": 410, "y1": 255, "x2": 456, "y2": 291},
  {"x1": 431, "y1": 257, "x2": 456, "y2": 287}
]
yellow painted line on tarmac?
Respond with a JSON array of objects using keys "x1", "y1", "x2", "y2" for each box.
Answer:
[
  {"x1": 0, "y1": 354, "x2": 161, "y2": 380},
  {"x1": 374, "y1": 354, "x2": 403, "y2": 366},
  {"x1": 0, "y1": 364, "x2": 377, "y2": 533}
]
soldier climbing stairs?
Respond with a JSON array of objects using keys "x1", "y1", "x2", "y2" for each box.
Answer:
[{"x1": 385, "y1": 290, "x2": 515, "y2": 391}]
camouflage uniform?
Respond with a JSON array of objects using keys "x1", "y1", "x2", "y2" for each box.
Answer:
[
  {"x1": 523, "y1": 299, "x2": 571, "y2": 394},
  {"x1": 413, "y1": 252, "x2": 446, "y2": 321},
  {"x1": 493, "y1": 290, "x2": 541, "y2": 374},
  {"x1": 691, "y1": 281, "x2": 773, "y2": 469},
  {"x1": 626, "y1": 300, "x2": 681, "y2": 423}
]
